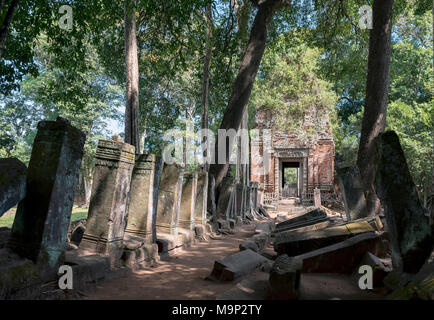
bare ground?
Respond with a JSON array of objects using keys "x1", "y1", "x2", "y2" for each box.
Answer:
[{"x1": 84, "y1": 224, "x2": 257, "y2": 300}]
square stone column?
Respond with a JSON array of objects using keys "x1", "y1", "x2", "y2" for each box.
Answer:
[
  {"x1": 250, "y1": 182, "x2": 258, "y2": 210},
  {"x1": 7, "y1": 117, "x2": 85, "y2": 275},
  {"x1": 178, "y1": 172, "x2": 197, "y2": 231},
  {"x1": 80, "y1": 138, "x2": 135, "y2": 266},
  {"x1": 155, "y1": 163, "x2": 184, "y2": 236},
  {"x1": 314, "y1": 188, "x2": 321, "y2": 207},
  {"x1": 216, "y1": 176, "x2": 235, "y2": 220},
  {"x1": 235, "y1": 183, "x2": 244, "y2": 217},
  {"x1": 124, "y1": 153, "x2": 156, "y2": 243},
  {"x1": 194, "y1": 171, "x2": 208, "y2": 226}
]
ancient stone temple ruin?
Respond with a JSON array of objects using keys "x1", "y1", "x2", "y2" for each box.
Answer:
[{"x1": 251, "y1": 107, "x2": 335, "y2": 203}]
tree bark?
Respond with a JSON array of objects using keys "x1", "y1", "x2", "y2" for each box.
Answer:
[
  {"x1": 357, "y1": 0, "x2": 394, "y2": 216},
  {"x1": 209, "y1": 0, "x2": 287, "y2": 189},
  {"x1": 201, "y1": 5, "x2": 213, "y2": 172},
  {"x1": 124, "y1": 0, "x2": 140, "y2": 153},
  {"x1": 0, "y1": 0, "x2": 20, "y2": 58}
]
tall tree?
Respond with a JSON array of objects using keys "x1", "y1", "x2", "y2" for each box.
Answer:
[
  {"x1": 357, "y1": 0, "x2": 394, "y2": 216},
  {"x1": 201, "y1": 4, "x2": 213, "y2": 172},
  {"x1": 0, "y1": 0, "x2": 20, "y2": 57},
  {"x1": 209, "y1": 0, "x2": 290, "y2": 189},
  {"x1": 124, "y1": 0, "x2": 140, "y2": 152}
]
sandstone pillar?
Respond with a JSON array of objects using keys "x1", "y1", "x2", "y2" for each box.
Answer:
[
  {"x1": 124, "y1": 153, "x2": 156, "y2": 243},
  {"x1": 155, "y1": 163, "x2": 184, "y2": 236},
  {"x1": 7, "y1": 117, "x2": 85, "y2": 275},
  {"x1": 314, "y1": 188, "x2": 321, "y2": 207},
  {"x1": 80, "y1": 138, "x2": 135, "y2": 267},
  {"x1": 0, "y1": 158, "x2": 26, "y2": 217},
  {"x1": 194, "y1": 171, "x2": 208, "y2": 226},
  {"x1": 179, "y1": 172, "x2": 197, "y2": 231},
  {"x1": 375, "y1": 131, "x2": 433, "y2": 273}
]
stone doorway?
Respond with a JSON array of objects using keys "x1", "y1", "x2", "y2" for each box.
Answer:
[{"x1": 281, "y1": 162, "x2": 299, "y2": 198}]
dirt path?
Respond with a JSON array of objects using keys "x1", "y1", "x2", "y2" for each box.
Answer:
[{"x1": 84, "y1": 224, "x2": 256, "y2": 300}]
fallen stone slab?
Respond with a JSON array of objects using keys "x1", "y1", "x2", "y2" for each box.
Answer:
[
  {"x1": 239, "y1": 233, "x2": 269, "y2": 253},
  {"x1": 276, "y1": 208, "x2": 327, "y2": 229},
  {"x1": 375, "y1": 131, "x2": 433, "y2": 274},
  {"x1": 209, "y1": 249, "x2": 270, "y2": 281},
  {"x1": 296, "y1": 232, "x2": 385, "y2": 273},
  {"x1": 269, "y1": 254, "x2": 302, "y2": 299},
  {"x1": 280, "y1": 220, "x2": 331, "y2": 235},
  {"x1": 274, "y1": 221, "x2": 375, "y2": 256},
  {"x1": 0, "y1": 158, "x2": 27, "y2": 218},
  {"x1": 0, "y1": 227, "x2": 10, "y2": 249},
  {"x1": 255, "y1": 221, "x2": 274, "y2": 235}
]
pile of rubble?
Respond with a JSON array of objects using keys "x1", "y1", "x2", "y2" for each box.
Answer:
[{"x1": 209, "y1": 131, "x2": 433, "y2": 300}]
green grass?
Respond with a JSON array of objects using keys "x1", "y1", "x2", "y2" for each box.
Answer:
[{"x1": 0, "y1": 206, "x2": 88, "y2": 229}]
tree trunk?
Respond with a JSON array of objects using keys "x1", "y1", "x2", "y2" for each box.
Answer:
[
  {"x1": 201, "y1": 5, "x2": 213, "y2": 172},
  {"x1": 357, "y1": 0, "x2": 394, "y2": 216},
  {"x1": 209, "y1": 0, "x2": 285, "y2": 189},
  {"x1": 0, "y1": 0, "x2": 20, "y2": 58},
  {"x1": 124, "y1": 0, "x2": 140, "y2": 153}
]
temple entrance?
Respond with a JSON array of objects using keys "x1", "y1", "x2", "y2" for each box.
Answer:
[{"x1": 281, "y1": 161, "x2": 300, "y2": 198}]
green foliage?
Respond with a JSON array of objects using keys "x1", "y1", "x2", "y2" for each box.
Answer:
[{"x1": 250, "y1": 37, "x2": 338, "y2": 141}]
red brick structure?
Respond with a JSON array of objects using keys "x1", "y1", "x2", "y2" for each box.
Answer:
[{"x1": 251, "y1": 107, "x2": 335, "y2": 202}]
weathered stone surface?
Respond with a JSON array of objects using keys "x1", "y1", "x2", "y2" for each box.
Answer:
[
  {"x1": 234, "y1": 183, "x2": 244, "y2": 217},
  {"x1": 296, "y1": 232, "x2": 385, "y2": 273},
  {"x1": 216, "y1": 176, "x2": 235, "y2": 219},
  {"x1": 276, "y1": 208, "x2": 327, "y2": 231},
  {"x1": 240, "y1": 233, "x2": 269, "y2": 253},
  {"x1": 155, "y1": 163, "x2": 184, "y2": 236},
  {"x1": 209, "y1": 249, "x2": 270, "y2": 281},
  {"x1": 0, "y1": 158, "x2": 26, "y2": 217},
  {"x1": 7, "y1": 117, "x2": 85, "y2": 275},
  {"x1": 250, "y1": 182, "x2": 258, "y2": 211},
  {"x1": 269, "y1": 254, "x2": 302, "y2": 299},
  {"x1": 121, "y1": 235, "x2": 159, "y2": 270},
  {"x1": 124, "y1": 153, "x2": 156, "y2": 243},
  {"x1": 314, "y1": 188, "x2": 321, "y2": 207},
  {"x1": 255, "y1": 221, "x2": 274, "y2": 235},
  {"x1": 80, "y1": 138, "x2": 134, "y2": 267},
  {"x1": 375, "y1": 131, "x2": 433, "y2": 273},
  {"x1": 274, "y1": 221, "x2": 375, "y2": 256},
  {"x1": 194, "y1": 171, "x2": 208, "y2": 226},
  {"x1": 178, "y1": 172, "x2": 197, "y2": 231},
  {"x1": 336, "y1": 166, "x2": 369, "y2": 221},
  {"x1": 353, "y1": 252, "x2": 392, "y2": 288},
  {"x1": 277, "y1": 220, "x2": 330, "y2": 234}
]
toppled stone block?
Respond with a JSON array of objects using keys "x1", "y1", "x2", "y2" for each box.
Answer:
[
  {"x1": 296, "y1": 232, "x2": 385, "y2": 273},
  {"x1": 217, "y1": 219, "x2": 230, "y2": 230},
  {"x1": 269, "y1": 255, "x2": 302, "y2": 299},
  {"x1": 274, "y1": 221, "x2": 375, "y2": 256},
  {"x1": 374, "y1": 131, "x2": 433, "y2": 274},
  {"x1": 122, "y1": 241, "x2": 159, "y2": 270},
  {"x1": 7, "y1": 117, "x2": 85, "y2": 276},
  {"x1": 276, "y1": 208, "x2": 328, "y2": 232},
  {"x1": 337, "y1": 166, "x2": 369, "y2": 221},
  {"x1": 255, "y1": 221, "x2": 274, "y2": 235},
  {"x1": 209, "y1": 249, "x2": 270, "y2": 281},
  {"x1": 240, "y1": 233, "x2": 269, "y2": 253},
  {"x1": 353, "y1": 252, "x2": 392, "y2": 288},
  {"x1": 228, "y1": 219, "x2": 236, "y2": 229},
  {"x1": 0, "y1": 158, "x2": 26, "y2": 218}
]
